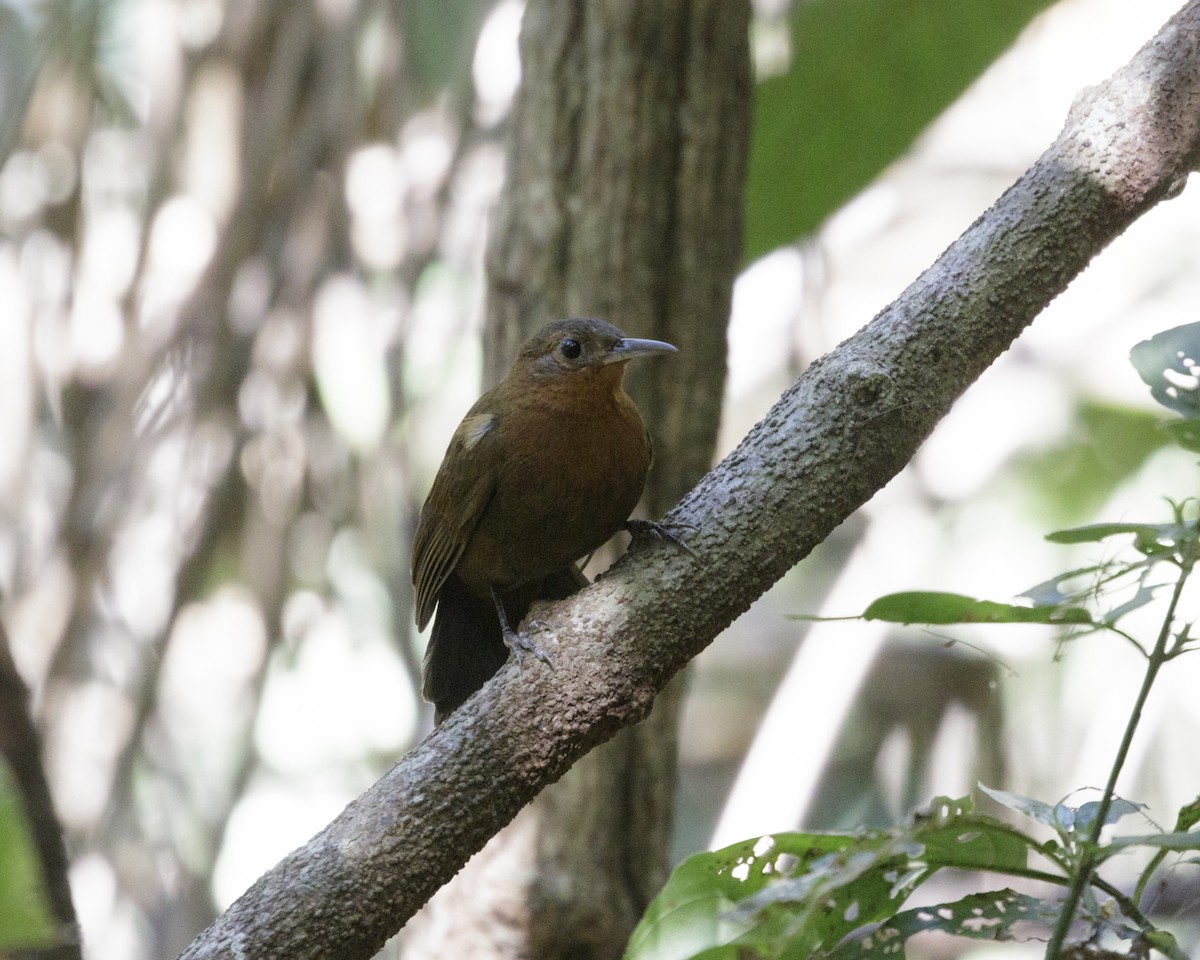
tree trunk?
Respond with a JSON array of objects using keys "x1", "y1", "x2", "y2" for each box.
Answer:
[{"x1": 404, "y1": 2, "x2": 751, "y2": 957}]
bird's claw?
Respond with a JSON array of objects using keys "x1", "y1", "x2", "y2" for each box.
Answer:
[
  {"x1": 504, "y1": 627, "x2": 555, "y2": 671},
  {"x1": 624, "y1": 518, "x2": 699, "y2": 558}
]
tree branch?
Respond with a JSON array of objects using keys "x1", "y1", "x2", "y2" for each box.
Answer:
[{"x1": 178, "y1": 4, "x2": 1200, "y2": 958}]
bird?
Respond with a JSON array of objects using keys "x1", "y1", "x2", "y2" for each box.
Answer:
[{"x1": 411, "y1": 317, "x2": 678, "y2": 723}]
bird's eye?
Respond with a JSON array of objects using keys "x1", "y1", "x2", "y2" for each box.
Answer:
[{"x1": 560, "y1": 338, "x2": 582, "y2": 359}]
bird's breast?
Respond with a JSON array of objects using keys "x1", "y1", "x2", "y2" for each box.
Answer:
[{"x1": 456, "y1": 387, "x2": 651, "y2": 592}]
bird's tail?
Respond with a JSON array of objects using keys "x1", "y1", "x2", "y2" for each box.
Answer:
[{"x1": 423, "y1": 566, "x2": 586, "y2": 723}]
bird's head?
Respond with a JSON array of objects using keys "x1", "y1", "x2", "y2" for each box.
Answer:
[{"x1": 517, "y1": 318, "x2": 677, "y2": 383}]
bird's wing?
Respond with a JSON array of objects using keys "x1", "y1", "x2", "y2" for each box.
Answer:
[{"x1": 411, "y1": 412, "x2": 500, "y2": 629}]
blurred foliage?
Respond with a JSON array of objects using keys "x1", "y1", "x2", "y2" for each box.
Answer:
[
  {"x1": 0, "y1": 762, "x2": 57, "y2": 952},
  {"x1": 1, "y1": 0, "x2": 504, "y2": 954},
  {"x1": 1016, "y1": 403, "x2": 1170, "y2": 524},
  {"x1": 403, "y1": 0, "x2": 489, "y2": 100},
  {"x1": 744, "y1": 0, "x2": 1057, "y2": 262},
  {"x1": 1013, "y1": 322, "x2": 1200, "y2": 524}
]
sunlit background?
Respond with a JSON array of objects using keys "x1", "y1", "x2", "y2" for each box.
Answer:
[{"x1": 2, "y1": 0, "x2": 1199, "y2": 957}]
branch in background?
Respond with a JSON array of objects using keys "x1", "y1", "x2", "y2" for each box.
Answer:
[
  {"x1": 0, "y1": 623, "x2": 81, "y2": 960},
  {"x1": 35, "y1": 4, "x2": 382, "y2": 954},
  {"x1": 178, "y1": 3, "x2": 1200, "y2": 958}
]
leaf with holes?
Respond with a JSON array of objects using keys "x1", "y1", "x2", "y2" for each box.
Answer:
[
  {"x1": 909, "y1": 802, "x2": 1034, "y2": 872},
  {"x1": 729, "y1": 839, "x2": 917, "y2": 958},
  {"x1": 625, "y1": 833, "x2": 857, "y2": 960},
  {"x1": 626, "y1": 799, "x2": 1040, "y2": 960},
  {"x1": 1130, "y1": 322, "x2": 1200, "y2": 418},
  {"x1": 824, "y1": 889, "x2": 1059, "y2": 958}
]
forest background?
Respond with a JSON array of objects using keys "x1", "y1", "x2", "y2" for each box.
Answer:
[{"x1": 1, "y1": 0, "x2": 1199, "y2": 958}]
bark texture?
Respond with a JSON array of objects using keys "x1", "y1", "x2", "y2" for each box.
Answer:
[
  {"x1": 408, "y1": 3, "x2": 751, "y2": 958},
  {"x1": 178, "y1": 3, "x2": 1200, "y2": 958}
]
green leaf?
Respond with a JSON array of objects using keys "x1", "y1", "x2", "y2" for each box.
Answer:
[
  {"x1": 627, "y1": 800, "x2": 1038, "y2": 960},
  {"x1": 732, "y1": 842, "x2": 913, "y2": 959},
  {"x1": 625, "y1": 833, "x2": 857, "y2": 960},
  {"x1": 1045, "y1": 522, "x2": 1185, "y2": 556},
  {"x1": 1106, "y1": 831, "x2": 1200, "y2": 853},
  {"x1": 911, "y1": 815, "x2": 1033, "y2": 873},
  {"x1": 743, "y1": 0, "x2": 1057, "y2": 261},
  {"x1": 824, "y1": 889, "x2": 1059, "y2": 958},
  {"x1": 1173, "y1": 796, "x2": 1200, "y2": 832},
  {"x1": 861, "y1": 592, "x2": 1092, "y2": 626},
  {"x1": 982, "y1": 787, "x2": 1147, "y2": 846},
  {"x1": 1130, "y1": 322, "x2": 1200, "y2": 418},
  {"x1": 1073, "y1": 798, "x2": 1145, "y2": 835},
  {"x1": 978, "y1": 784, "x2": 1063, "y2": 830},
  {"x1": 1143, "y1": 928, "x2": 1191, "y2": 960},
  {"x1": 1045, "y1": 522, "x2": 1161, "y2": 544}
]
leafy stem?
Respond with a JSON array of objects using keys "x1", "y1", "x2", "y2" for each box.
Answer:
[{"x1": 1043, "y1": 551, "x2": 1195, "y2": 960}]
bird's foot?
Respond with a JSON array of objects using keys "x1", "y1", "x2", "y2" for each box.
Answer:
[
  {"x1": 624, "y1": 518, "x2": 699, "y2": 557},
  {"x1": 490, "y1": 587, "x2": 555, "y2": 671},
  {"x1": 503, "y1": 625, "x2": 555, "y2": 671}
]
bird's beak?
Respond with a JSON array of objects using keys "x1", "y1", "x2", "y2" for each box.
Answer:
[{"x1": 602, "y1": 337, "x2": 677, "y2": 365}]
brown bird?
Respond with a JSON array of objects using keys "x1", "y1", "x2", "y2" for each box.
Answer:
[{"x1": 411, "y1": 317, "x2": 677, "y2": 722}]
